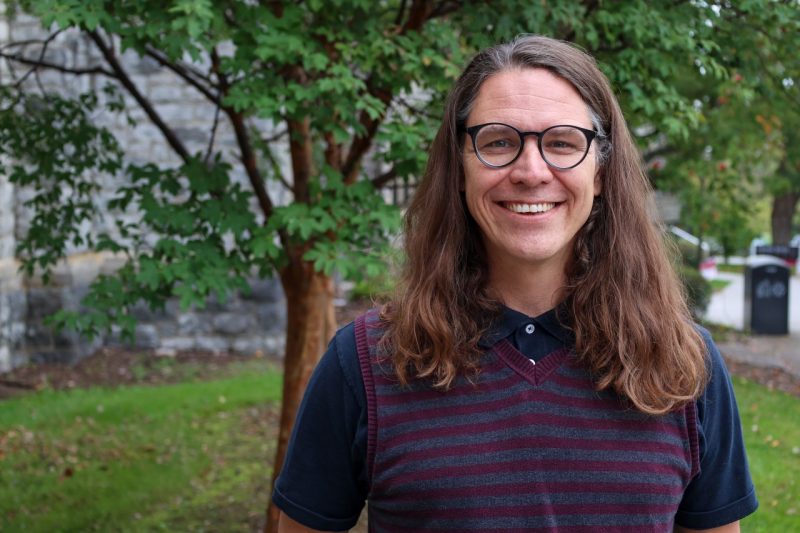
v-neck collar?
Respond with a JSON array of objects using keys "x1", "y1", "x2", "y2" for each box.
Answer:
[{"x1": 493, "y1": 340, "x2": 570, "y2": 387}]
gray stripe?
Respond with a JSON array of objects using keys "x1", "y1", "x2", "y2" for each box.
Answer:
[
  {"x1": 376, "y1": 447, "x2": 689, "y2": 478},
  {"x1": 378, "y1": 490, "x2": 682, "y2": 512},
  {"x1": 378, "y1": 395, "x2": 682, "y2": 442}
]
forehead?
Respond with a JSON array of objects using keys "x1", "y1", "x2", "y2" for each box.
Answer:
[{"x1": 467, "y1": 68, "x2": 591, "y2": 129}]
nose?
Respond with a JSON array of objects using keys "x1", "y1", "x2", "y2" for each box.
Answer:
[{"x1": 508, "y1": 138, "x2": 553, "y2": 186}]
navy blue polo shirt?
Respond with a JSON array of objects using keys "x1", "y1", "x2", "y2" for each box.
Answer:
[{"x1": 273, "y1": 307, "x2": 758, "y2": 531}]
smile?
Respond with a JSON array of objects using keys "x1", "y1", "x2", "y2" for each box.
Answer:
[{"x1": 502, "y1": 202, "x2": 557, "y2": 214}]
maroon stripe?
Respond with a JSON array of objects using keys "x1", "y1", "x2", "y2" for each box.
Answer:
[
  {"x1": 355, "y1": 312, "x2": 378, "y2": 486},
  {"x1": 378, "y1": 525, "x2": 669, "y2": 533},
  {"x1": 685, "y1": 401, "x2": 701, "y2": 479},
  {"x1": 384, "y1": 502, "x2": 679, "y2": 519}
]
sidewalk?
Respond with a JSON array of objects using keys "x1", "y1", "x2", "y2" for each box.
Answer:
[{"x1": 704, "y1": 271, "x2": 800, "y2": 378}]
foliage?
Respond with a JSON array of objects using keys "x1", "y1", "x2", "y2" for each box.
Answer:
[
  {"x1": 0, "y1": 1, "x2": 797, "y2": 338},
  {"x1": 0, "y1": 361, "x2": 283, "y2": 532},
  {"x1": 648, "y1": 2, "x2": 800, "y2": 250},
  {"x1": 678, "y1": 263, "x2": 712, "y2": 318}
]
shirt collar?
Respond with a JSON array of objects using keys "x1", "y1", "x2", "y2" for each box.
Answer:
[{"x1": 479, "y1": 304, "x2": 572, "y2": 348}]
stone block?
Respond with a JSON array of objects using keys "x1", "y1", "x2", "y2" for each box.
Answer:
[
  {"x1": 161, "y1": 336, "x2": 196, "y2": 351},
  {"x1": 131, "y1": 53, "x2": 161, "y2": 75},
  {"x1": 244, "y1": 278, "x2": 283, "y2": 302},
  {"x1": 212, "y1": 312, "x2": 251, "y2": 335},
  {"x1": 174, "y1": 126, "x2": 208, "y2": 144},
  {"x1": 263, "y1": 335, "x2": 286, "y2": 357},
  {"x1": 130, "y1": 301, "x2": 169, "y2": 322},
  {"x1": 178, "y1": 312, "x2": 197, "y2": 332},
  {"x1": 25, "y1": 288, "x2": 64, "y2": 318},
  {"x1": 0, "y1": 345, "x2": 10, "y2": 373},
  {"x1": 232, "y1": 337, "x2": 261, "y2": 355},
  {"x1": 134, "y1": 324, "x2": 160, "y2": 349},
  {"x1": 258, "y1": 302, "x2": 287, "y2": 332},
  {"x1": 148, "y1": 84, "x2": 183, "y2": 103},
  {"x1": 157, "y1": 103, "x2": 192, "y2": 123},
  {"x1": 195, "y1": 335, "x2": 229, "y2": 354}
]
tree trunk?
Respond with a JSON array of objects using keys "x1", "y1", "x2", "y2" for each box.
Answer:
[
  {"x1": 265, "y1": 258, "x2": 337, "y2": 533},
  {"x1": 771, "y1": 190, "x2": 800, "y2": 246}
]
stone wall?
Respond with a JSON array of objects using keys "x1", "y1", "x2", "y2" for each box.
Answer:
[{"x1": 0, "y1": 10, "x2": 288, "y2": 371}]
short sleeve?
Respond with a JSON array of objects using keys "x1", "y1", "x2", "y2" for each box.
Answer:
[
  {"x1": 272, "y1": 323, "x2": 368, "y2": 531},
  {"x1": 674, "y1": 328, "x2": 759, "y2": 529}
]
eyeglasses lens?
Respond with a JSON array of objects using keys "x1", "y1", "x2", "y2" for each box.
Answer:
[
  {"x1": 473, "y1": 124, "x2": 520, "y2": 167},
  {"x1": 541, "y1": 126, "x2": 589, "y2": 169}
]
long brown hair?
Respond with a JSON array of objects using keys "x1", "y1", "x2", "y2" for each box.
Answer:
[{"x1": 382, "y1": 35, "x2": 707, "y2": 415}]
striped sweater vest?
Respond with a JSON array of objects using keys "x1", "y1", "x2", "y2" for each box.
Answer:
[{"x1": 355, "y1": 309, "x2": 700, "y2": 532}]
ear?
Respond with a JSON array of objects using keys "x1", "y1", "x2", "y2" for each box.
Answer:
[{"x1": 593, "y1": 168, "x2": 602, "y2": 196}]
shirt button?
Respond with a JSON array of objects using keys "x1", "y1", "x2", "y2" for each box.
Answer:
[{"x1": 524, "y1": 323, "x2": 535, "y2": 334}]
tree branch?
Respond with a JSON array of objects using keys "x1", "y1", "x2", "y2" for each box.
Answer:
[
  {"x1": 88, "y1": 30, "x2": 191, "y2": 163},
  {"x1": 144, "y1": 45, "x2": 218, "y2": 103},
  {"x1": 0, "y1": 51, "x2": 115, "y2": 78},
  {"x1": 8, "y1": 30, "x2": 63, "y2": 87},
  {"x1": 259, "y1": 135, "x2": 294, "y2": 192},
  {"x1": 341, "y1": 0, "x2": 433, "y2": 184},
  {"x1": 287, "y1": 116, "x2": 314, "y2": 201},
  {"x1": 371, "y1": 167, "x2": 398, "y2": 189},
  {"x1": 204, "y1": 96, "x2": 222, "y2": 164},
  {"x1": 214, "y1": 49, "x2": 276, "y2": 221},
  {"x1": 394, "y1": 0, "x2": 408, "y2": 25}
]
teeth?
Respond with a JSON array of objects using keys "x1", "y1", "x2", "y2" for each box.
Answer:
[{"x1": 504, "y1": 202, "x2": 556, "y2": 214}]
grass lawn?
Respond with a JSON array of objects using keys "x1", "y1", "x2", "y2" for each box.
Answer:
[
  {"x1": 710, "y1": 278, "x2": 732, "y2": 292},
  {"x1": 0, "y1": 359, "x2": 798, "y2": 531},
  {"x1": 718, "y1": 263, "x2": 745, "y2": 274},
  {"x1": 734, "y1": 376, "x2": 800, "y2": 532},
  {"x1": 0, "y1": 359, "x2": 282, "y2": 532}
]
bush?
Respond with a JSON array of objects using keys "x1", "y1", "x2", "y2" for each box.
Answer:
[{"x1": 678, "y1": 264, "x2": 712, "y2": 318}]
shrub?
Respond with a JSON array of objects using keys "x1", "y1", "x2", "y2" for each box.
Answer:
[{"x1": 678, "y1": 264, "x2": 712, "y2": 318}]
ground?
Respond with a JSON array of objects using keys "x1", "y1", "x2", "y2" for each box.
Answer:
[{"x1": 1, "y1": 330, "x2": 799, "y2": 400}]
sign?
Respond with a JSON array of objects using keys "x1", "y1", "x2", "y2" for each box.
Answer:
[{"x1": 755, "y1": 245, "x2": 799, "y2": 260}]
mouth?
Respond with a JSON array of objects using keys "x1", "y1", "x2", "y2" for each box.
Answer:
[{"x1": 501, "y1": 201, "x2": 558, "y2": 214}]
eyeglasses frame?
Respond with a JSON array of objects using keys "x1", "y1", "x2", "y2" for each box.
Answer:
[{"x1": 464, "y1": 122, "x2": 599, "y2": 170}]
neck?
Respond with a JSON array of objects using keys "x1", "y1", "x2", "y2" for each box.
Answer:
[{"x1": 487, "y1": 258, "x2": 567, "y2": 317}]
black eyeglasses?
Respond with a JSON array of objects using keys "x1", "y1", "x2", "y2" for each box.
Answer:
[{"x1": 465, "y1": 122, "x2": 598, "y2": 170}]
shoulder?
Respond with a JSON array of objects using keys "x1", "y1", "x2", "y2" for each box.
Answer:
[
  {"x1": 330, "y1": 319, "x2": 365, "y2": 407},
  {"x1": 675, "y1": 324, "x2": 758, "y2": 529},
  {"x1": 694, "y1": 325, "x2": 733, "y2": 415}
]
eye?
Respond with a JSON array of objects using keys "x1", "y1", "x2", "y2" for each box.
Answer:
[
  {"x1": 546, "y1": 139, "x2": 579, "y2": 151},
  {"x1": 482, "y1": 137, "x2": 515, "y2": 149},
  {"x1": 475, "y1": 126, "x2": 520, "y2": 153},
  {"x1": 543, "y1": 127, "x2": 586, "y2": 154}
]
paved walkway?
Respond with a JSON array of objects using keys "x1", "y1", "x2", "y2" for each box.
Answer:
[{"x1": 704, "y1": 271, "x2": 800, "y2": 377}]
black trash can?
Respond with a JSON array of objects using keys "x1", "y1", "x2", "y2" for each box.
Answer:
[{"x1": 744, "y1": 256, "x2": 790, "y2": 335}]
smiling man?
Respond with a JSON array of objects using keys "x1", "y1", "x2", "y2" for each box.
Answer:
[{"x1": 272, "y1": 35, "x2": 758, "y2": 532}]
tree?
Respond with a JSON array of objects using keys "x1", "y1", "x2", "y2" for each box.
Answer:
[
  {"x1": 1, "y1": 1, "x2": 797, "y2": 530},
  {"x1": 645, "y1": 1, "x2": 800, "y2": 252}
]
